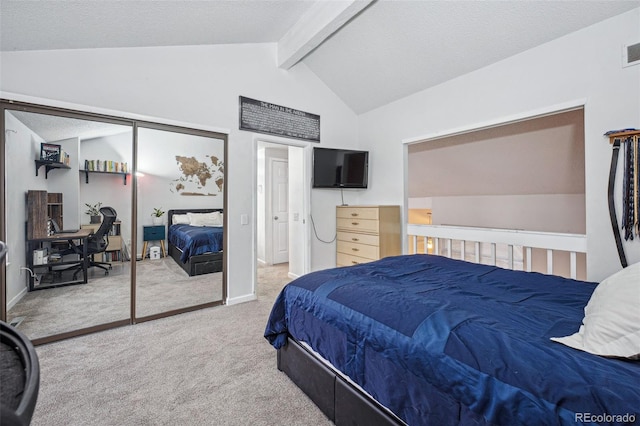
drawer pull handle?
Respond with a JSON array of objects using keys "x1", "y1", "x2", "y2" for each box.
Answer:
[
  {"x1": 351, "y1": 238, "x2": 359, "y2": 241},
  {"x1": 352, "y1": 222, "x2": 359, "y2": 226},
  {"x1": 352, "y1": 248, "x2": 359, "y2": 252},
  {"x1": 351, "y1": 213, "x2": 359, "y2": 217},
  {"x1": 352, "y1": 261, "x2": 359, "y2": 264}
]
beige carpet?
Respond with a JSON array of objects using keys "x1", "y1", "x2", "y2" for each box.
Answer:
[
  {"x1": 29, "y1": 263, "x2": 332, "y2": 425},
  {"x1": 8, "y1": 257, "x2": 222, "y2": 340}
]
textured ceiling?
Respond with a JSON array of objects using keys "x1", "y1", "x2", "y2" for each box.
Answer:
[
  {"x1": 1, "y1": 0, "x2": 638, "y2": 114},
  {"x1": 0, "y1": 1, "x2": 311, "y2": 51},
  {"x1": 305, "y1": 1, "x2": 640, "y2": 113},
  {"x1": 7, "y1": 110, "x2": 131, "y2": 142}
]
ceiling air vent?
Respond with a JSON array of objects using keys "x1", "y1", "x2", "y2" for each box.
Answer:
[{"x1": 622, "y1": 42, "x2": 640, "y2": 67}]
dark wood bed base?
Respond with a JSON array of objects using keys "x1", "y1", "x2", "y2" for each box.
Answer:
[
  {"x1": 277, "y1": 336, "x2": 406, "y2": 426},
  {"x1": 167, "y1": 209, "x2": 223, "y2": 277}
]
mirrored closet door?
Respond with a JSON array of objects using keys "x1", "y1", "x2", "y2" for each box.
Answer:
[
  {"x1": 134, "y1": 124, "x2": 227, "y2": 319},
  {"x1": 2, "y1": 105, "x2": 133, "y2": 342}
]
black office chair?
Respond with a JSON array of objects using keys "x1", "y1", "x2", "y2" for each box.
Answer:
[
  {"x1": 66, "y1": 206, "x2": 118, "y2": 277},
  {"x1": 1, "y1": 241, "x2": 41, "y2": 426}
]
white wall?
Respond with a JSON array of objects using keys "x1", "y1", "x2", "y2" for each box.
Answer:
[
  {"x1": 4, "y1": 113, "x2": 47, "y2": 306},
  {"x1": 288, "y1": 145, "x2": 306, "y2": 278},
  {"x1": 1, "y1": 43, "x2": 359, "y2": 302},
  {"x1": 357, "y1": 9, "x2": 640, "y2": 281},
  {"x1": 257, "y1": 140, "x2": 307, "y2": 277},
  {"x1": 79, "y1": 132, "x2": 133, "y2": 251},
  {"x1": 430, "y1": 194, "x2": 586, "y2": 234},
  {"x1": 256, "y1": 146, "x2": 266, "y2": 263}
]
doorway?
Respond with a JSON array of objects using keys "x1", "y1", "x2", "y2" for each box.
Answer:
[{"x1": 255, "y1": 139, "x2": 308, "y2": 281}]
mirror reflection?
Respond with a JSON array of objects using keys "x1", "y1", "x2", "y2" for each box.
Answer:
[
  {"x1": 135, "y1": 126, "x2": 225, "y2": 318},
  {"x1": 4, "y1": 109, "x2": 133, "y2": 340}
]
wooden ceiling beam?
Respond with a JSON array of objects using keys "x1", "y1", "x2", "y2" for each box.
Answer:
[{"x1": 277, "y1": 0, "x2": 373, "y2": 70}]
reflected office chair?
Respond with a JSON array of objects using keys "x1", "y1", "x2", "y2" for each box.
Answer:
[
  {"x1": 1, "y1": 241, "x2": 41, "y2": 426},
  {"x1": 66, "y1": 206, "x2": 117, "y2": 277}
]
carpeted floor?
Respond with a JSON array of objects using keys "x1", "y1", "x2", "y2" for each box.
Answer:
[
  {"x1": 29, "y1": 263, "x2": 332, "y2": 425},
  {"x1": 8, "y1": 257, "x2": 223, "y2": 340}
]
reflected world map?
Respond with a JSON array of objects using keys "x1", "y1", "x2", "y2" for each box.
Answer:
[{"x1": 173, "y1": 154, "x2": 224, "y2": 196}]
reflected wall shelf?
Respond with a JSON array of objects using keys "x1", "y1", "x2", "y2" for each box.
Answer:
[
  {"x1": 35, "y1": 160, "x2": 70, "y2": 178},
  {"x1": 80, "y1": 169, "x2": 130, "y2": 185}
]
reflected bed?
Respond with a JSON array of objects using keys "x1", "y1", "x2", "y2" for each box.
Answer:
[{"x1": 167, "y1": 209, "x2": 223, "y2": 276}]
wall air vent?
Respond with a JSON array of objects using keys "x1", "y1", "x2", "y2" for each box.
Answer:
[{"x1": 622, "y1": 42, "x2": 640, "y2": 67}]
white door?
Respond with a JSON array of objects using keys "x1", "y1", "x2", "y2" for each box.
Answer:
[{"x1": 271, "y1": 158, "x2": 289, "y2": 264}]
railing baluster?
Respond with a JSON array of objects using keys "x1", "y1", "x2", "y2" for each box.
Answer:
[
  {"x1": 508, "y1": 245, "x2": 514, "y2": 269},
  {"x1": 405, "y1": 224, "x2": 586, "y2": 277}
]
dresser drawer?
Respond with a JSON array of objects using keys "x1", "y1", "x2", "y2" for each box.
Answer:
[
  {"x1": 143, "y1": 225, "x2": 166, "y2": 241},
  {"x1": 337, "y1": 231, "x2": 379, "y2": 246},
  {"x1": 336, "y1": 207, "x2": 379, "y2": 220},
  {"x1": 337, "y1": 240, "x2": 379, "y2": 260},
  {"x1": 337, "y1": 252, "x2": 374, "y2": 267},
  {"x1": 336, "y1": 218, "x2": 379, "y2": 234}
]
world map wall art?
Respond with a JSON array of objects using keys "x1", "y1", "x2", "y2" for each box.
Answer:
[{"x1": 171, "y1": 154, "x2": 224, "y2": 196}]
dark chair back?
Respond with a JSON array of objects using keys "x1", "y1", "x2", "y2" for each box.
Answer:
[
  {"x1": 0, "y1": 320, "x2": 40, "y2": 426},
  {"x1": 88, "y1": 207, "x2": 117, "y2": 252},
  {"x1": 0, "y1": 240, "x2": 7, "y2": 262}
]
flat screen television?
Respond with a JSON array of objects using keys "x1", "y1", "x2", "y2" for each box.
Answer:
[{"x1": 312, "y1": 147, "x2": 369, "y2": 189}]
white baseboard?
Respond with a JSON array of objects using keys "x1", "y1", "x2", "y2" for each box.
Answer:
[
  {"x1": 7, "y1": 286, "x2": 27, "y2": 311},
  {"x1": 288, "y1": 272, "x2": 300, "y2": 279},
  {"x1": 226, "y1": 293, "x2": 257, "y2": 305},
  {"x1": 257, "y1": 258, "x2": 267, "y2": 266}
]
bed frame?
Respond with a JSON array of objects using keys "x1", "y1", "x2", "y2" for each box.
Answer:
[
  {"x1": 167, "y1": 209, "x2": 223, "y2": 277},
  {"x1": 278, "y1": 337, "x2": 405, "y2": 426}
]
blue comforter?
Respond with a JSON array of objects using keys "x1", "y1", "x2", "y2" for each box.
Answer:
[
  {"x1": 168, "y1": 224, "x2": 223, "y2": 263},
  {"x1": 265, "y1": 255, "x2": 640, "y2": 425}
]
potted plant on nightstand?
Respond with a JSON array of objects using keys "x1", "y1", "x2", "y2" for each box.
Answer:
[
  {"x1": 85, "y1": 202, "x2": 102, "y2": 224},
  {"x1": 152, "y1": 207, "x2": 165, "y2": 225}
]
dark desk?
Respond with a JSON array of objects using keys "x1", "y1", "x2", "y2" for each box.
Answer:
[{"x1": 26, "y1": 228, "x2": 92, "y2": 291}]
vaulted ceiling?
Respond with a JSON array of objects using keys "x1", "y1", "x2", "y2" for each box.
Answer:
[{"x1": 2, "y1": 0, "x2": 638, "y2": 115}]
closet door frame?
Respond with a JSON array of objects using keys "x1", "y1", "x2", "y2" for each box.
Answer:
[{"x1": 1, "y1": 98, "x2": 228, "y2": 344}]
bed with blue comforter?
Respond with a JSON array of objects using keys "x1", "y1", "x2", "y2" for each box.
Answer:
[
  {"x1": 265, "y1": 254, "x2": 640, "y2": 425},
  {"x1": 168, "y1": 224, "x2": 223, "y2": 263},
  {"x1": 167, "y1": 209, "x2": 224, "y2": 276}
]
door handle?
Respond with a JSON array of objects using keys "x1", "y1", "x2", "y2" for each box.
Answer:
[{"x1": 274, "y1": 216, "x2": 278, "y2": 220}]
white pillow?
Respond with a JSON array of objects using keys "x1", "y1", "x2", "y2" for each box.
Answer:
[
  {"x1": 172, "y1": 214, "x2": 190, "y2": 225},
  {"x1": 551, "y1": 261, "x2": 640, "y2": 359},
  {"x1": 187, "y1": 211, "x2": 223, "y2": 227}
]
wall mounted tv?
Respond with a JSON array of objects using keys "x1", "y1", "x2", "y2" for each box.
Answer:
[{"x1": 312, "y1": 147, "x2": 369, "y2": 189}]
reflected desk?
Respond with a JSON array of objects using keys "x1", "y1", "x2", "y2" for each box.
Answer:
[{"x1": 26, "y1": 228, "x2": 92, "y2": 291}]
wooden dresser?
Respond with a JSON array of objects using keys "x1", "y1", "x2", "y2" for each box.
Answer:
[{"x1": 336, "y1": 205, "x2": 401, "y2": 267}]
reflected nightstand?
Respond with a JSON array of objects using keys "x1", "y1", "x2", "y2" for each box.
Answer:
[{"x1": 142, "y1": 225, "x2": 166, "y2": 260}]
